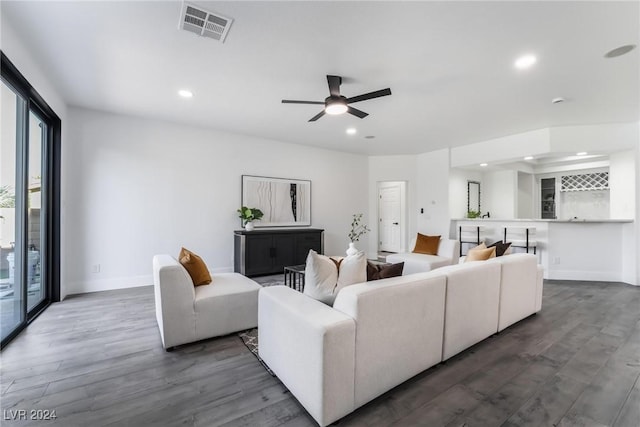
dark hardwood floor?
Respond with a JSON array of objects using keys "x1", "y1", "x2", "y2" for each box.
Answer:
[{"x1": 1, "y1": 280, "x2": 639, "y2": 426}]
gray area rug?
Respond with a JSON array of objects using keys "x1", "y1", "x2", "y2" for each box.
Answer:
[
  {"x1": 237, "y1": 274, "x2": 284, "y2": 376},
  {"x1": 238, "y1": 328, "x2": 274, "y2": 376},
  {"x1": 251, "y1": 273, "x2": 285, "y2": 287}
]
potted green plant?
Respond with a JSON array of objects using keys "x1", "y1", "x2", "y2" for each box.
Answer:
[
  {"x1": 466, "y1": 210, "x2": 481, "y2": 219},
  {"x1": 237, "y1": 206, "x2": 264, "y2": 231}
]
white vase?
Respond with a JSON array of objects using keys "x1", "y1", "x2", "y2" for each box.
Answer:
[
  {"x1": 245, "y1": 221, "x2": 254, "y2": 231},
  {"x1": 346, "y1": 242, "x2": 358, "y2": 256}
]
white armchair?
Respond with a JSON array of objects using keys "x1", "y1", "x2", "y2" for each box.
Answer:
[{"x1": 153, "y1": 254, "x2": 260, "y2": 350}]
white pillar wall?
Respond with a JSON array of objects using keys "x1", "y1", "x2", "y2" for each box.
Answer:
[{"x1": 636, "y1": 128, "x2": 640, "y2": 286}]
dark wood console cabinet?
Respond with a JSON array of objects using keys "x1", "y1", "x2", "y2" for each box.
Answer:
[{"x1": 234, "y1": 228, "x2": 324, "y2": 277}]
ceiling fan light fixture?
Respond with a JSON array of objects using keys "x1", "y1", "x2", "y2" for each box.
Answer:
[{"x1": 325, "y1": 101, "x2": 348, "y2": 115}]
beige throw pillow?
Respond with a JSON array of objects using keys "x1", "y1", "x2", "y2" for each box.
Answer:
[
  {"x1": 465, "y1": 246, "x2": 496, "y2": 262},
  {"x1": 303, "y1": 250, "x2": 366, "y2": 305}
]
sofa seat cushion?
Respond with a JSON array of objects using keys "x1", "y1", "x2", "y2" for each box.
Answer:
[
  {"x1": 193, "y1": 273, "x2": 260, "y2": 339},
  {"x1": 385, "y1": 252, "x2": 451, "y2": 275}
]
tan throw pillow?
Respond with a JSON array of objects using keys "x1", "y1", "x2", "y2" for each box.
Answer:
[
  {"x1": 412, "y1": 233, "x2": 441, "y2": 255},
  {"x1": 465, "y1": 246, "x2": 496, "y2": 262},
  {"x1": 179, "y1": 247, "x2": 212, "y2": 286},
  {"x1": 470, "y1": 242, "x2": 487, "y2": 251},
  {"x1": 303, "y1": 250, "x2": 366, "y2": 305}
]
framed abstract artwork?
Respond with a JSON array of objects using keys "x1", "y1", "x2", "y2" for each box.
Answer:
[{"x1": 241, "y1": 175, "x2": 311, "y2": 227}]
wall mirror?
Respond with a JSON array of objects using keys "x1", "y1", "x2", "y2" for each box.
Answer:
[
  {"x1": 467, "y1": 180, "x2": 481, "y2": 214},
  {"x1": 242, "y1": 175, "x2": 311, "y2": 227}
]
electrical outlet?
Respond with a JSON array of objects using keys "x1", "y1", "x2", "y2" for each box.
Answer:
[
  {"x1": 92, "y1": 264, "x2": 101, "y2": 273},
  {"x1": 553, "y1": 257, "x2": 560, "y2": 265}
]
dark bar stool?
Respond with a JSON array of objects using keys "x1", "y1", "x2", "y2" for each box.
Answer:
[
  {"x1": 504, "y1": 226, "x2": 537, "y2": 254},
  {"x1": 459, "y1": 225, "x2": 485, "y2": 256}
]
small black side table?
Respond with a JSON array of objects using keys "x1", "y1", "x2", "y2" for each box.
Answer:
[{"x1": 284, "y1": 264, "x2": 306, "y2": 292}]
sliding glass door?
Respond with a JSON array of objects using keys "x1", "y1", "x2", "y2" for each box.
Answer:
[
  {"x1": 0, "y1": 81, "x2": 24, "y2": 340},
  {"x1": 1, "y1": 52, "x2": 60, "y2": 348}
]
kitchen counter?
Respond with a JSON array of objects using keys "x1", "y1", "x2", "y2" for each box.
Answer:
[
  {"x1": 451, "y1": 218, "x2": 635, "y2": 284},
  {"x1": 452, "y1": 218, "x2": 633, "y2": 223}
]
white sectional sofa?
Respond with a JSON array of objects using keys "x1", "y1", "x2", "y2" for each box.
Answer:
[
  {"x1": 258, "y1": 253, "x2": 543, "y2": 426},
  {"x1": 385, "y1": 237, "x2": 460, "y2": 275},
  {"x1": 153, "y1": 254, "x2": 261, "y2": 350}
]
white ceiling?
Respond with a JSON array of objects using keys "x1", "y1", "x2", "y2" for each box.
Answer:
[{"x1": 2, "y1": 1, "x2": 638, "y2": 155}]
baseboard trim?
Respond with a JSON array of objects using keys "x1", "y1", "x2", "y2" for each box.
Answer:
[
  {"x1": 67, "y1": 274, "x2": 153, "y2": 296},
  {"x1": 547, "y1": 270, "x2": 622, "y2": 282},
  {"x1": 65, "y1": 266, "x2": 235, "y2": 297}
]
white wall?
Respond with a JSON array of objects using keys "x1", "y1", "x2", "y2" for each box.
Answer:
[
  {"x1": 65, "y1": 108, "x2": 368, "y2": 295},
  {"x1": 448, "y1": 168, "x2": 482, "y2": 219},
  {"x1": 1, "y1": 16, "x2": 70, "y2": 298},
  {"x1": 367, "y1": 150, "x2": 451, "y2": 254},
  {"x1": 482, "y1": 170, "x2": 517, "y2": 219},
  {"x1": 636, "y1": 131, "x2": 640, "y2": 286},
  {"x1": 450, "y1": 128, "x2": 550, "y2": 167},
  {"x1": 368, "y1": 155, "x2": 416, "y2": 254},
  {"x1": 517, "y1": 171, "x2": 534, "y2": 218},
  {"x1": 609, "y1": 150, "x2": 636, "y2": 219},
  {"x1": 416, "y1": 149, "x2": 451, "y2": 237}
]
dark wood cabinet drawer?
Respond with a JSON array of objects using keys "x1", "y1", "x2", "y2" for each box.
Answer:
[{"x1": 234, "y1": 229, "x2": 324, "y2": 277}]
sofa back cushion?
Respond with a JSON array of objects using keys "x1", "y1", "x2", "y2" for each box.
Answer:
[
  {"x1": 333, "y1": 272, "x2": 446, "y2": 408},
  {"x1": 486, "y1": 253, "x2": 539, "y2": 331},
  {"x1": 438, "y1": 261, "x2": 501, "y2": 360},
  {"x1": 304, "y1": 250, "x2": 366, "y2": 305}
]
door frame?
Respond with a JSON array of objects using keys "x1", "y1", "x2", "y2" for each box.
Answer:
[
  {"x1": 377, "y1": 181, "x2": 407, "y2": 253},
  {"x1": 1, "y1": 52, "x2": 61, "y2": 349}
]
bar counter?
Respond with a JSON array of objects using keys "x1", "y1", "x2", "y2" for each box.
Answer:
[{"x1": 451, "y1": 218, "x2": 635, "y2": 283}]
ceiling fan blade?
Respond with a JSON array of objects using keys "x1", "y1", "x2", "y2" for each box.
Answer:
[
  {"x1": 282, "y1": 100, "x2": 325, "y2": 105},
  {"x1": 308, "y1": 110, "x2": 326, "y2": 122},
  {"x1": 347, "y1": 106, "x2": 368, "y2": 119},
  {"x1": 346, "y1": 88, "x2": 392, "y2": 104},
  {"x1": 327, "y1": 75, "x2": 342, "y2": 97}
]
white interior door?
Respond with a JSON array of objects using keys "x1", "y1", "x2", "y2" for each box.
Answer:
[{"x1": 378, "y1": 182, "x2": 404, "y2": 252}]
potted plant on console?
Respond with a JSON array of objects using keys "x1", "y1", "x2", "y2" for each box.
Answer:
[
  {"x1": 237, "y1": 206, "x2": 264, "y2": 231},
  {"x1": 347, "y1": 213, "x2": 370, "y2": 255}
]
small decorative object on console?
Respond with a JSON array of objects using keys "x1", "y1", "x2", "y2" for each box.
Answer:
[
  {"x1": 347, "y1": 213, "x2": 370, "y2": 255},
  {"x1": 237, "y1": 206, "x2": 264, "y2": 231}
]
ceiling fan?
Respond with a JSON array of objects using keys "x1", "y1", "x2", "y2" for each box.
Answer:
[{"x1": 282, "y1": 75, "x2": 392, "y2": 122}]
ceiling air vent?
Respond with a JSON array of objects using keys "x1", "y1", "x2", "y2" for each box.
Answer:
[{"x1": 179, "y1": 2, "x2": 233, "y2": 42}]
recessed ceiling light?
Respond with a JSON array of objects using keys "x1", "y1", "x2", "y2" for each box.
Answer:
[
  {"x1": 178, "y1": 89, "x2": 193, "y2": 98},
  {"x1": 524, "y1": 156, "x2": 534, "y2": 160},
  {"x1": 576, "y1": 152, "x2": 588, "y2": 156},
  {"x1": 551, "y1": 97, "x2": 565, "y2": 104},
  {"x1": 364, "y1": 135, "x2": 376, "y2": 139},
  {"x1": 480, "y1": 163, "x2": 488, "y2": 167},
  {"x1": 346, "y1": 128, "x2": 357, "y2": 135},
  {"x1": 604, "y1": 44, "x2": 636, "y2": 58},
  {"x1": 514, "y1": 54, "x2": 537, "y2": 69}
]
